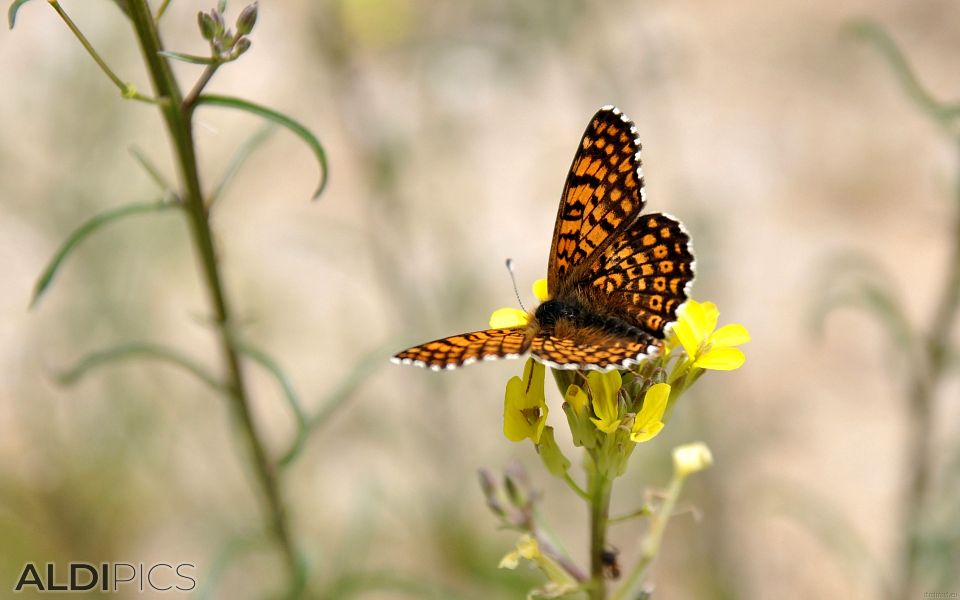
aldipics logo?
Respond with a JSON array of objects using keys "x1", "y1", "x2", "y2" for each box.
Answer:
[{"x1": 13, "y1": 562, "x2": 196, "y2": 593}]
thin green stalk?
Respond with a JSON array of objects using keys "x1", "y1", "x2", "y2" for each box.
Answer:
[
  {"x1": 610, "y1": 475, "x2": 683, "y2": 600},
  {"x1": 48, "y1": 1, "x2": 156, "y2": 103},
  {"x1": 154, "y1": 0, "x2": 173, "y2": 21},
  {"x1": 588, "y1": 468, "x2": 613, "y2": 600},
  {"x1": 123, "y1": 1, "x2": 303, "y2": 596},
  {"x1": 183, "y1": 63, "x2": 221, "y2": 111},
  {"x1": 897, "y1": 138, "x2": 960, "y2": 600}
]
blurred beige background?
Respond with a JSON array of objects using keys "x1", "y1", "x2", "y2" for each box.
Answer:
[{"x1": 2, "y1": 0, "x2": 959, "y2": 598}]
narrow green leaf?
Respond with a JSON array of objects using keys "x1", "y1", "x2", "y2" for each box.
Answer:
[
  {"x1": 233, "y1": 342, "x2": 308, "y2": 467},
  {"x1": 58, "y1": 342, "x2": 226, "y2": 393},
  {"x1": 309, "y1": 343, "x2": 391, "y2": 432},
  {"x1": 31, "y1": 200, "x2": 179, "y2": 308},
  {"x1": 209, "y1": 124, "x2": 275, "y2": 207},
  {"x1": 157, "y1": 50, "x2": 219, "y2": 65},
  {"x1": 196, "y1": 94, "x2": 329, "y2": 199},
  {"x1": 8, "y1": 0, "x2": 32, "y2": 29},
  {"x1": 845, "y1": 19, "x2": 960, "y2": 127},
  {"x1": 129, "y1": 145, "x2": 175, "y2": 193}
]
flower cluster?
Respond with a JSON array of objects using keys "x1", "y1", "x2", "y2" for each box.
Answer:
[{"x1": 491, "y1": 289, "x2": 749, "y2": 597}]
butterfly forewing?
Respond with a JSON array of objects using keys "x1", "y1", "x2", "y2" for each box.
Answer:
[
  {"x1": 548, "y1": 106, "x2": 646, "y2": 293},
  {"x1": 392, "y1": 328, "x2": 531, "y2": 370},
  {"x1": 586, "y1": 212, "x2": 694, "y2": 335}
]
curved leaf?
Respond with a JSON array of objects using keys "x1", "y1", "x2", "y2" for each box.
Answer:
[
  {"x1": 8, "y1": 0, "x2": 32, "y2": 29},
  {"x1": 309, "y1": 343, "x2": 391, "y2": 432},
  {"x1": 196, "y1": 94, "x2": 328, "y2": 199},
  {"x1": 233, "y1": 342, "x2": 308, "y2": 467},
  {"x1": 209, "y1": 125, "x2": 275, "y2": 206},
  {"x1": 845, "y1": 19, "x2": 960, "y2": 127},
  {"x1": 31, "y1": 200, "x2": 180, "y2": 308},
  {"x1": 58, "y1": 342, "x2": 226, "y2": 393}
]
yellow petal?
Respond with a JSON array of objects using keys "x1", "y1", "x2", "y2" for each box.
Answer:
[
  {"x1": 630, "y1": 421, "x2": 664, "y2": 443},
  {"x1": 517, "y1": 534, "x2": 540, "y2": 560},
  {"x1": 634, "y1": 383, "x2": 669, "y2": 427},
  {"x1": 498, "y1": 549, "x2": 520, "y2": 569},
  {"x1": 693, "y1": 347, "x2": 745, "y2": 371},
  {"x1": 563, "y1": 384, "x2": 589, "y2": 417},
  {"x1": 489, "y1": 307, "x2": 530, "y2": 329},
  {"x1": 503, "y1": 376, "x2": 532, "y2": 442},
  {"x1": 709, "y1": 323, "x2": 750, "y2": 348},
  {"x1": 700, "y1": 301, "x2": 720, "y2": 334},
  {"x1": 671, "y1": 316, "x2": 700, "y2": 358},
  {"x1": 532, "y1": 278, "x2": 550, "y2": 302},
  {"x1": 590, "y1": 416, "x2": 623, "y2": 434}
]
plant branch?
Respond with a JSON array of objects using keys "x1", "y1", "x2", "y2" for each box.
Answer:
[
  {"x1": 124, "y1": 1, "x2": 304, "y2": 596},
  {"x1": 610, "y1": 474, "x2": 683, "y2": 600},
  {"x1": 183, "y1": 63, "x2": 221, "y2": 111},
  {"x1": 897, "y1": 138, "x2": 960, "y2": 600},
  {"x1": 48, "y1": 1, "x2": 156, "y2": 103}
]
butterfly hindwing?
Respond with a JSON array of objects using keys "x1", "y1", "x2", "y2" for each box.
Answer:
[
  {"x1": 530, "y1": 326, "x2": 658, "y2": 372},
  {"x1": 586, "y1": 212, "x2": 694, "y2": 335},
  {"x1": 548, "y1": 106, "x2": 646, "y2": 293},
  {"x1": 392, "y1": 328, "x2": 531, "y2": 370}
]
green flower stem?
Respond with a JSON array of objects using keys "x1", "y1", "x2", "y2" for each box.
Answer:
[
  {"x1": 182, "y1": 62, "x2": 221, "y2": 111},
  {"x1": 47, "y1": 1, "x2": 156, "y2": 104},
  {"x1": 563, "y1": 472, "x2": 590, "y2": 501},
  {"x1": 154, "y1": 0, "x2": 172, "y2": 21},
  {"x1": 123, "y1": 1, "x2": 304, "y2": 596},
  {"x1": 587, "y1": 467, "x2": 613, "y2": 600},
  {"x1": 898, "y1": 138, "x2": 960, "y2": 600},
  {"x1": 610, "y1": 474, "x2": 684, "y2": 600}
]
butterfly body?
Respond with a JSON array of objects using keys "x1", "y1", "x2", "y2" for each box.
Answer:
[{"x1": 393, "y1": 106, "x2": 695, "y2": 372}]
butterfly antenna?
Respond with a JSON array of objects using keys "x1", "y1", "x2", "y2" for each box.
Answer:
[{"x1": 505, "y1": 258, "x2": 527, "y2": 312}]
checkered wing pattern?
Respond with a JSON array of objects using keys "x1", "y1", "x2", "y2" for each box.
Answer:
[
  {"x1": 530, "y1": 328, "x2": 658, "y2": 372},
  {"x1": 587, "y1": 212, "x2": 694, "y2": 335},
  {"x1": 548, "y1": 106, "x2": 646, "y2": 294},
  {"x1": 392, "y1": 328, "x2": 531, "y2": 371}
]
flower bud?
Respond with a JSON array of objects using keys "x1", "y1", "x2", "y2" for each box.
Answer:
[
  {"x1": 672, "y1": 441, "x2": 713, "y2": 478},
  {"x1": 198, "y1": 11, "x2": 216, "y2": 40},
  {"x1": 233, "y1": 37, "x2": 252, "y2": 57},
  {"x1": 236, "y1": 2, "x2": 258, "y2": 36}
]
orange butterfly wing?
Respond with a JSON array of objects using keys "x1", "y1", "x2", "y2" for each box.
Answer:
[
  {"x1": 548, "y1": 106, "x2": 647, "y2": 294},
  {"x1": 392, "y1": 328, "x2": 531, "y2": 371},
  {"x1": 586, "y1": 212, "x2": 694, "y2": 336}
]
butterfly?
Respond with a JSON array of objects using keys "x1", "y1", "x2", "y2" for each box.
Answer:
[{"x1": 393, "y1": 105, "x2": 695, "y2": 372}]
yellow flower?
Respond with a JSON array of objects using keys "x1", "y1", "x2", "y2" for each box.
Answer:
[
  {"x1": 630, "y1": 383, "x2": 669, "y2": 443},
  {"x1": 498, "y1": 534, "x2": 540, "y2": 569},
  {"x1": 488, "y1": 278, "x2": 550, "y2": 329},
  {"x1": 498, "y1": 534, "x2": 578, "y2": 590},
  {"x1": 532, "y1": 277, "x2": 549, "y2": 302},
  {"x1": 489, "y1": 307, "x2": 529, "y2": 329},
  {"x1": 671, "y1": 299, "x2": 750, "y2": 370},
  {"x1": 503, "y1": 359, "x2": 548, "y2": 443},
  {"x1": 588, "y1": 370, "x2": 623, "y2": 434},
  {"x1": 672, "y1": 441, "x2": 714, "y2": 478}
]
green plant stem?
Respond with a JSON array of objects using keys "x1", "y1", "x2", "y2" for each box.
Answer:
[
  {"x1": 610, "y1": 475, "x2": 683, "y2": 600},
  {"x1": 48, "y1": 1, "x2": 155, "y2": 103},
  {"x1": 123, "y1": 1, "x2": 303, "y2": 596},
  {"x1": 897, "y1": 138, "x2": 960, "y2": 600},
  {"x1": 183, "y1": 63, "x2": 221, "y2": 111},
  {"x1": 588, "y1": 468, "x2": 613, "y2": 600}
]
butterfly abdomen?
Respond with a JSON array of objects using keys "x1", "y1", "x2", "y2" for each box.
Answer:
[{"x1": 535, "y1": 298, "x2": 658, "y2": 343}]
